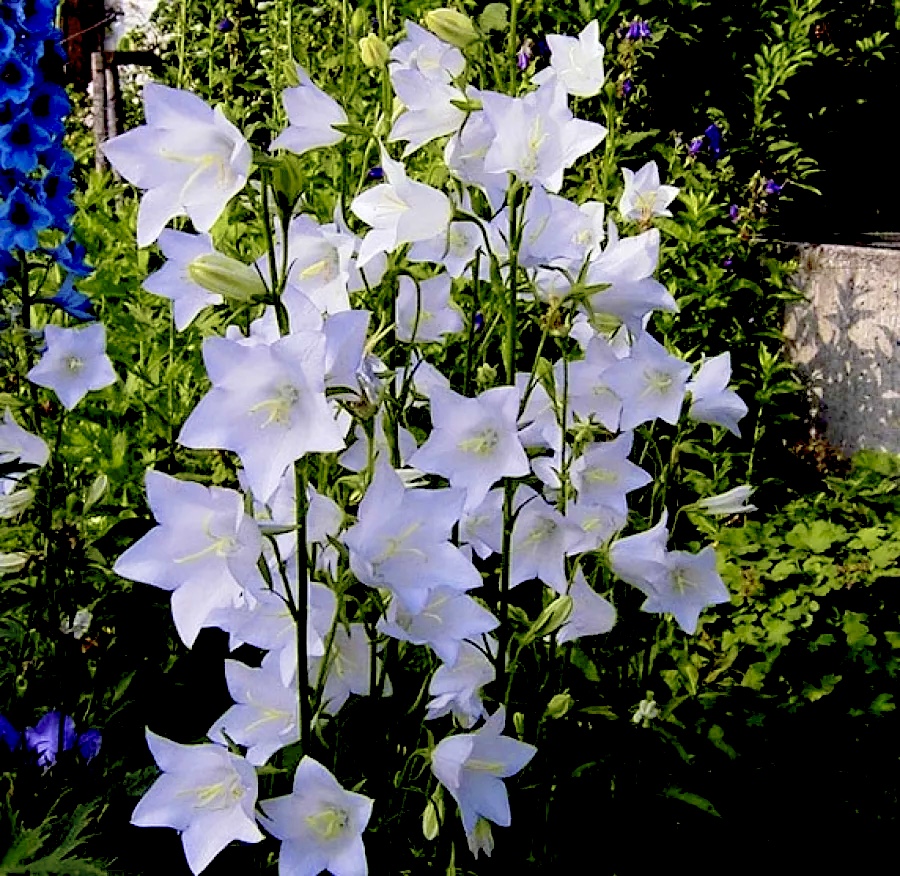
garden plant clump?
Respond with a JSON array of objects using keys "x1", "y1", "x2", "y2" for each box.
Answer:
[{"x1": 0, "y1": 0, "x2": 898, "y2": 873}]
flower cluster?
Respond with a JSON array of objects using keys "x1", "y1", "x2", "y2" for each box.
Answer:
[
  {"x1": 103, "y1": 15, "x2": 754, "y2": 874},
  {"x1": 0, "y1": 0, "x2": 92, "y2": 308}
]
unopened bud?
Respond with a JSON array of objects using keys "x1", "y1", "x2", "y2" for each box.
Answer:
[
  {"x1": 187, "y1": 253, "x2": 267, "y2": 301},
  {"x1": 545, "y1": 692, "x2": 573, "y2": 719},
  {"x1": 359, "y1": 33, "x2": 390, "y2": 68},
  {"x1": 521, "y1": 595, "x2": 573, "y2": 645},
  {"x1": 424, "y1": 8, "x2": 479, "y2": 48},
  {"x1": 349, "y1": 6, "x2": 368, "y2": 35},
  {"x1": 512, "y1": 711, "x2": 525, "y2": 737}
]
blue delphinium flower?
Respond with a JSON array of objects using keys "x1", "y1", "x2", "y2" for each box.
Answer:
[
  {"x1": 0, "y1": 55, "x2": 35, "y2": 103},
  {"x1": 24, "y1": 710, "x2": 76, "y2": 768},
  {"x1": 46, "y1": 273, "x2": 96, "y2": 321},
  {"x1": 0, "y1": 185, "x2": 54, "y2": 250},
  {"x1": 0, "y1": 110, "x2": 55, "y2": 173}
]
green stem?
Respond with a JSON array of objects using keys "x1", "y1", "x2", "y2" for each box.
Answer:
[
  {"x1": 293, "y1": 459, "x2": 311, "y2": 754},
  {"x1": 508, "y1": 0, "x2": 519, "y2": 93}
]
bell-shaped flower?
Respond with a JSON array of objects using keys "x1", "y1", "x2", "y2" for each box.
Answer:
[
  {"x1": 641, "y1": 546, "x2": 731, "y2": 634},
  {"x1": 113, "y1": 470, "x2": 262, "y2": 647},
  {"x1": 569, "y1": 431, "x2": 652, "y2": 516},
  {"x1": 566, "y1": 498, "x2": 626, "y2": 554},
  {"x1": 389, "y1": 69, "x2": 468, "y2": 156},
  {"x1": 444, "y1": 111, "x2": 509, "y2": 208},
  {"x1": 396, "y1": 273, "x2": 463, "y2": 342},
  {"x1": 339, "y1": 410, "x2": 418, "y2": 473},
  {"x1": 270, "y1": 65, "x2": 347, "y2": 155},
  {"x1": 0, "y1": 408, "x2": 49, "y2": 468},
  {"x1": 390, "y1": 20, "x2": 465, "y2": 84},
  {"x1": 618, "y1": 161, "x2": 680, "y2": 222},
  {"x1": 604, "y1": 333, "x2": 691, "y2": 430},
  {"x1": 350, "y1": 146, "x2": 452, "y2": 267},
  {"x1": 481, "y1": 81, "x2": 606, "y2": 193},
  {"x1": 582, "y1": 226, "x2": 677, "y2": 332},
  {"x1": 566, "y1": 336, "x2": 623, "y2": 432},
  {"x1": 378, "y1": 586, "x2": 498, "y2": 666},
  {"x1": 309, "y1": 623, "x2": 390, "y2": 715},
  {"x1": 512, "y1": 185, "x2": 586, "y2": 269},
  {"x1": 508, "y1": 486, "x2": 584, "y2": 593},
  {"x1": 557, "y1": 567, "x2": 616, "y2": 643},
  {"x1": 342, "y1": 459, "x2": 481, "y2": 612},
  {"x1": 532, "y1": 20, "x2": 605, "y2": 98},
  {"x1": 696, "y1": 485, "x2": 757, "y2": 516},
  {"x1": 142, "y1": 230, "x2": 222, "y2": 330},
  {"x1": 101, "y1": 83, "x2": 251, "y2": 246},
  {"x1": 407, "y1": 206, "x2": 488, "y2": 280},
  {"x1": 409, "y1": 385, "x2": 530, "y2": 511},
  {"x1": 431, "y1": 707, "x2": 537, "y2": 847},
  {"x1": 27, "y1": 323, "x2": 117, "y2": 411},
  {"x1": 687, "y1": 352, "x2": 748, "y2": 437},
  {"x1": 131, "y1": 731, "x2": 264, "y2": 875},
  {"x1": 427, "y1": 638, "x2": 496, "y2": 728},
  {"x1": 516, "y1": 373, "x2": 562, "y2": 453},
  {"x1": 608, "y1": 512, "x2": 669, "y2": 597},
  {"x1": 178, "y1": 331, "x2": 345, "y2": 504},
  {"x1": 259, "y1": 756, "x2": 373, "y2": 876},
  {"x1": 208, "y1": 651, "x2": 298, "y2": 766}
]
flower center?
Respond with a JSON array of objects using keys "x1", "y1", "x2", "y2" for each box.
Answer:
[
  {"x1": 458, "y1": 427, "x2": 500, "y2": 456},
  {"x1": 190, "y1": 772, "x2": 244, "y2": 810},
  {"x1": 643, "y1": 369, "x2": 673, "y2": 396},
  {"x1": 306, "y1": 806, "x2": 350, "y2": 841},
  {"x1": 65, "y1": 356, "x2": 84, "y2": 373},
  {"x1": 250, "y1": 383, "x2": 302, "y2": 428},
  {"x1": 523, "y1": 517, "x2": 558, "y2": 546}
]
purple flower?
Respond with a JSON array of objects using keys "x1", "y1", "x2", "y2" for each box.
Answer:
[
  {"x1": 704, "y1": 123, "x2": 722, "y2": 158},
  {"x1": 622, "y1": 78, "x2": 633, "y2": 96},
  {"x1": 473, "y1": 311, "x2": 484, "y2": 332},
  {"x1": 0, "y1": 714, "x2": 20, "y2": 752},
  {"x1": 723, "y1": 257, "x2": 733, "y2": 269},
  {"x1": 367, "y1": 166, "x2": 384, "y2": 180},
  {"x1": 688, "y1": 136, "x2": 703, "y2": 156},
  {"x1": 46, "y1": 274, "x2": 96, "y2": 321},
  {"x1": 626, "y1": 19, "x2": 652, "y2": 41},
  {"x1": 516, "y1": 38, "x2": 533, "y2": 71},
  {"x1": 729, "y1": 204, "x2": 739, "y2": 222},
  {"x1": 216, "y1": 18, "x2": 234, "y2": 33},
  {"x1": 77, "y1": 729, "x2": 102, "y2": 763},
  {"x1": 24, "y1": 711, "x2": 76, "y2": 768},
  {"x1": 765, "y1": 179, "x2": 783, "y2": 195}
]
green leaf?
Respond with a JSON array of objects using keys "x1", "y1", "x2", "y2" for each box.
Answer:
[
  {"x1": 843, "y1": 612, "x2": 877, "y2": 650},
  {"x1": 662, "y1": 786, "x2": 721, "y2": 817},
  {"x1": 784, "y1": 520, "x2": 848, "y2": 552}
]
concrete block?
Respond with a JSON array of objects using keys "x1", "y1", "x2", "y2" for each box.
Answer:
[{"x1": 785, "y1": 244, "x2": 900, "y2": 455}]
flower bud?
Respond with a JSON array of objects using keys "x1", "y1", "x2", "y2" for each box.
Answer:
[
  {"x1": 359, "y1": 33, "x2": 390, "y2": 68},
  {"x1": 545, "y1": 692, "x2": 574, "y2": 720},
  {"x1": 0, "y1": 487, "x2": 34, "y2": 519},
  {"x1": 521, "y1": 595, "x2": 573, "y2": 645},
  {"x1": 187, "y1": 253, "x2": 267, "y2": 301},
  {"x1": 424, "y1": 8, "x2": 479, "y2": 48},
  {"x1": 475, "y1": 363, "x2": 497, "y2": 389},
  {"x1": 349, "y1": 6, "x2": 368, "y2": 35},
  {"x1": 0, "y1": 552, "x2": 28, "y2": 575}
]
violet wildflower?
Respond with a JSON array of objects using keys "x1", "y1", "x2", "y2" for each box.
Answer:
[
  {"x1": 25, "y1": 711, "x2": 76, "y2": 768},
  {"x1": 729, "y1": 204, "x2": 739, "y2": 222},
  {"x1": 77, "y1": 728, "x2": 102, "y2": 763},
  {"x1": 626, "y1": 19, "x2": 652, "y2": 41},
  {"x1": 704, "y1": 123, "x2": 722, "y2": 158},
  {"x1": 765, "y1": 179, "x2": 783, "y2": 195},
  {"x1": 473, "y1": 311, "x2": 484, "y2": 332},
  {"x1": 621, "y1": 78, "x2": 633, "y2": 95},
  {"x1": 688, "y1": 136, "x2": 703, "y2": 156},
  {"x1": 367, "y1": 165, "x2": 384, "y2": 180},
  {"x1": 516, "y1": 37, "x2": 533, "y2": 71},
  {"x1": 216, "y1": 18, "x2": 234, "y2": 32}
]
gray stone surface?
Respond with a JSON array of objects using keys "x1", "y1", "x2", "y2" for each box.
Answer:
[{"x1": 785, "y1": 244, "x2": 900, "y2": 455}]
